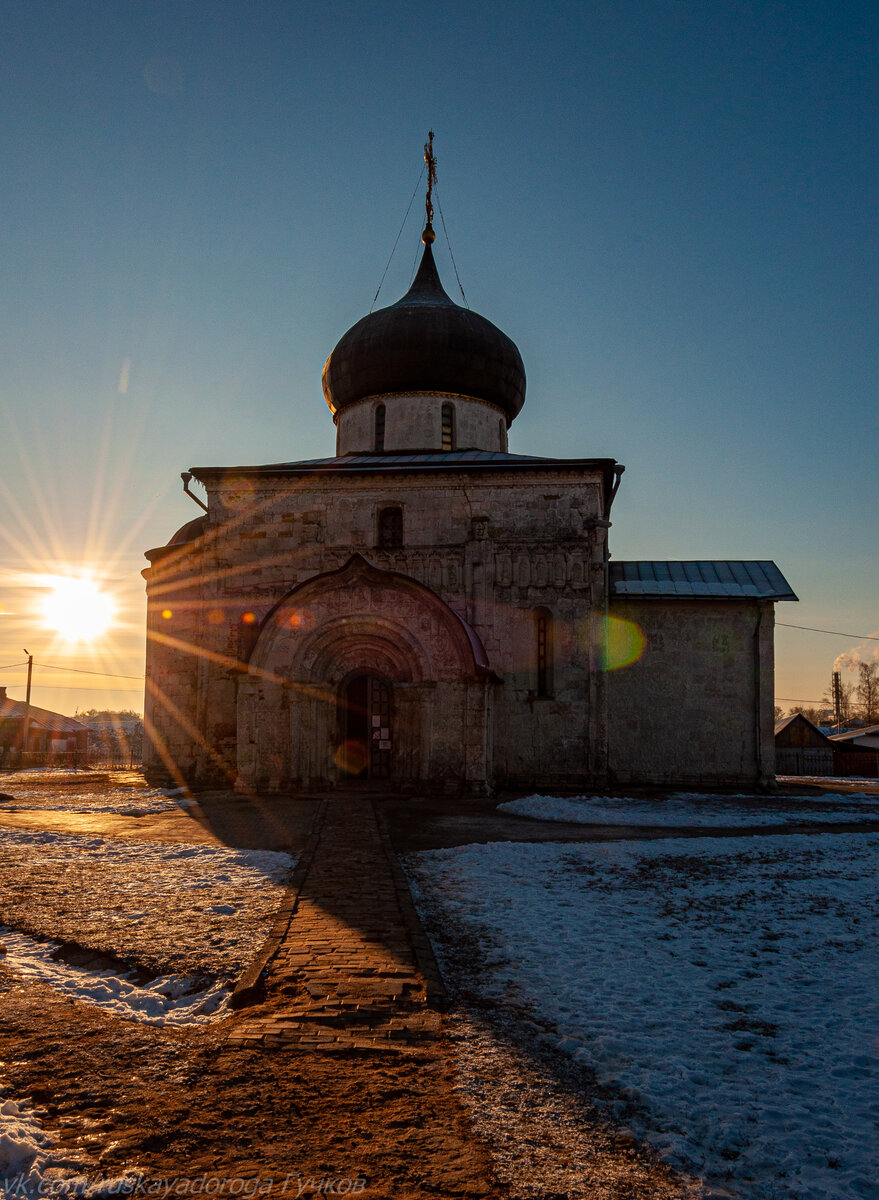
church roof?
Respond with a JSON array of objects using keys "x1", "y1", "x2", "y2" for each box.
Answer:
[
  {"x1": 193, "y1": 449, "x2": 614, "y2": 473},
  {"x1": 321, "y1": 240, "x2": 526, "y2": 421},
  {"x1": 610, "y1": 560, "x2": 797, "y2": 601},
  {"x1": 191, "y1": 451, "x2": 619, "y2": 497}
]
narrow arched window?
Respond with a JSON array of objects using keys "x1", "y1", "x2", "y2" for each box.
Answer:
[
  {"x1": 441, "y1": 402, "x2": 455, "y2": 451},
  {"x1": 535, "y1": 608, "x2": 553, "y2": 697},
  {"x1": 377, "y1": 506, "x2": 403, "y2": 548},
  {"x1": 499, "y1": 418, "x2": 505, "y2": 449},
  {"x1": 374, "y1": 404, "x2": 386, "y2": 452}
]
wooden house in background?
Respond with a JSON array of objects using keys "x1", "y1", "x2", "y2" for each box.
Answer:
[
  {"x1": 828, "y1": 725, "x2": 879, "y2": 778},
  {"x1": 774, "y1": 713, "x2": 835, "y2": 776},
  {"x1": 0, "y1": 686, "x2": 89, "y2": 766}
]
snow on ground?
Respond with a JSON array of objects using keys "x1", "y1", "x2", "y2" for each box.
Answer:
[
  {"x1": 0, "y1": 829, "x2": 294, "y2": 978},
  {"x1": 0, "y1": 928, "x2": 229, "y2": 1026},
  {"x1": 405, "y1": 830, "x2": 879, "y2": 1200},
  {"x1": 0, "y1": 1075, "x2": 140, "y2": 1196},
  {"x1": 0, "y1": 771, "x2": 187, "y2": 815},
  {"x1": 777, "y1": 775, "x2": 879, "y2": 786},
  {"x1": 0, "y1": 1087, "x2": 52, "y2": 1192},
  {"x1": 499, "y1": 791, "x2": 879, "y2": 827}
]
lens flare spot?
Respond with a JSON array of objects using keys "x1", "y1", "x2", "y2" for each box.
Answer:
[
  {"x1": 161, "y1": 609, "x2": 173, "y2": 620},
  {"x1": 279, "y1": 608, "x2": 314, "y2": 631},
  {"x1": 241, "y1": 611, "x2": 257, "y2": 625},
  {"x1": 222, "y1": 477, "x2": 258, "y2": 511},
  {"x1": 333, "y1": 739, "x2": 369, "y2": 775},
  {"x1": 207, "y1": 608, "x2": 225, "y2": 624},
  {"x1": 601, "y1": 615, "x2": 646, "y2": 670}
]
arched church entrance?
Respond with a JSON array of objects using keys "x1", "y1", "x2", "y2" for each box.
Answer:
[
  {"x1": 236, "y1": 555, "x2": 493, "y2": 793},
  {"x1": 337, "y1": 672, "x2": 393, "y2": 781}
]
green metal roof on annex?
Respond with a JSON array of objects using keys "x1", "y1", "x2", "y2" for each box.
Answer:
[{"x1": 610, "y1": 560, "x2": 797, "y2": 601}]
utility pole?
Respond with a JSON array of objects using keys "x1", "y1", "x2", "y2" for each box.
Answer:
[
  {"x1": 21, "y1": 650, "x2": 33, "y2": 761},
  {"x1": 832, "y1": 670, "x2": 841, "y2": 734}
]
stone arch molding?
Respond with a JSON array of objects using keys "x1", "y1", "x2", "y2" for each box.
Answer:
[{"x1": 236, "y1": 555, "x2": 493, "y2": 792}]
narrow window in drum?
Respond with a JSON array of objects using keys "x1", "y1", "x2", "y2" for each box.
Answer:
[{"x1": 441, "y1": 403, "x2": 455, "y2": 451}]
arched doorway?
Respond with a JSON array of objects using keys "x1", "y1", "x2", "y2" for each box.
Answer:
[{"x1": 337, "y1": 673, "x2": 393, "y2": 780}]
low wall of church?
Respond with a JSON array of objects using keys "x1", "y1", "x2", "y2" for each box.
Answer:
[{"x1": 606, "y1": 599, "x2": 776, "y2": 788}]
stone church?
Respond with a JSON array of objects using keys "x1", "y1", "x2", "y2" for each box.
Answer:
[{"x1": 143, "y1": 191, "x2": 796, "y2": 794}]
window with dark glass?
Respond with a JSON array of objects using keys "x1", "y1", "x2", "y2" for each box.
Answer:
[
  {"x1": 499, "y1": 418, "x2": 505, "y2": 448},
  {"x1": 441, "y1": 402, "x2": 455, "y2": 451},
  {"x1": 536, "y1": 608, "x2": 553, "y2": 697},
  {"x1": 377, "y1": 506, "x2": 403, "y2": 548},
  {"x1": 374, "y1": 403, "x2": 386, "y2": 452}
]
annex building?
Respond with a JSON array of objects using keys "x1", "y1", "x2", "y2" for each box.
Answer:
[{"x1": 142, "y1": 199, "x2": 796, "y2": 794}]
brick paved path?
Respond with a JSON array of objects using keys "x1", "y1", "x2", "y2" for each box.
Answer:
[{"x1": 228, "y1": 796, "x2": 445, "y2": 1051}]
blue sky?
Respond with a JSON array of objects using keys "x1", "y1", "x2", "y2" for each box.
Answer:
[{"x1": 0, "y1": 0, "x2": 876, "y2": 715}]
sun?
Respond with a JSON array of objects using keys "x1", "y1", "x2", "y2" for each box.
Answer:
[{"x1": 41, "y1": 576, "x2": 117, "y2": 642}]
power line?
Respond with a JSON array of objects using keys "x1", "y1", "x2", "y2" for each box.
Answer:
[
  {"x1": 31, "y1": 662, "x2": 144, "y2": 680},
  {"x1": 4, "y1": 680, "x2": 143, "y2": 691},
  {"x1": 777, "y1": 622, "x2": 879, "y2": 643},
  {"x1": 0, "y1": 661, "x2": 28, "y2": 670}
]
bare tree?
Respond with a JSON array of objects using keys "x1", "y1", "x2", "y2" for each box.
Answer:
[
  {"x1": 788, "y1": 705, "x2": 831, "y2": 726},
  {"x1": 855, "y1": 662, "x2": 879, "y2": 724}
]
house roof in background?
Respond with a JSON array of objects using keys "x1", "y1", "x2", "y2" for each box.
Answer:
[
  {"x1": 0, "y1": 696, "x2": 88, "y2": 734},
  {"x1": 774, "y1": 713, "x2": 836, "y2": 745},
  {"x1": 828, "y1": 724, "x2": 879, "y2": 744}
]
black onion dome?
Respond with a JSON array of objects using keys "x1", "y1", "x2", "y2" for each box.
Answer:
[
  {"x1": 322, "y1": 241, "x2": 526, "y2": 421},
  {"x1": 167, "y1": 515, "x2": 206, "y2": 546}
]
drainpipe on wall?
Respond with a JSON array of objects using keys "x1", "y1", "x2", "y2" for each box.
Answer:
[
  {"x1": 181, "y1": 472, "x2": 209, "y2": 513},
  {"x1": 604, "y1": 464, "x2": 625, "y2": 519},
  {"x1": 597, "y1": 464, "x2": 624, "y2": 784},
  {"x1": 754, "y1": 606, "x2": 764, "y2": 786}
]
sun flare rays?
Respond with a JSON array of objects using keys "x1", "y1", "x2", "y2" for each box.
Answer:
[{"x1": 40, "y1": 575, "x2": 117, "y2": 643}]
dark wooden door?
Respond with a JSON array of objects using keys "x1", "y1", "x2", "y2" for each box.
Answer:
[
  {"x1": 367, "y1": 676, "x2": 392, "y2": 780},
  {"x1": 341, "y1": 674, "x2": 392, "y2": 780}
]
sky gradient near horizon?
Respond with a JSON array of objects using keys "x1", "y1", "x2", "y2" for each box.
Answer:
[{"x1": 1, "y1": 0, "x2": 876, "y2": 718}]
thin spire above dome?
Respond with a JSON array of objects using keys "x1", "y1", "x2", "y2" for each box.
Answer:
[
  {"x1": 422, "y1": 129, "x2": 437, "y2": 246},
  {"x1": 392, "y1": 240, "x2": 456, "y2": 309},
  {"x1": 321, "y1": 136, "x2": 526, "y2": 422}
]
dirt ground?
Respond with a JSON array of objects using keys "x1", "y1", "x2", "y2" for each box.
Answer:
[
  {"x1": 4, "y1": 775, "x2": 845, "y2": 1198},
  {"x1": 0, "y1": 959, "x2": 695, "y2": 1200},
  {"x1": 1, "y1": 970, "x2": 497, "y2": 1197}
]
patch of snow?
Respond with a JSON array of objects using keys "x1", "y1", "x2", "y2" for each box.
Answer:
[
  {"x1": 777, "y1": 775, "x2": 879, "y2": 786},
  {"x1": 0, "y1": 929, "x2": 230, "y2": 1026},
  {"x1": 405, "y1": 831, "x2": 879, "y2": 1200},
  {"x1": 0, "y1": 774, "x2": 200, "y2": 816},
  {"x1": 0, "y1": 831, "x2": 295, "y2": 978},
  {"x1": 0, "y1": 789, "x2": 180, "y2": 816},
  {"x1": 0, "y1": 1090, "x2": 51, "y2": 1189},
  {"x1": 0, "y1": 1074, "x2": 143, "y2": 1195},
  {"x1": 499, "y1": 791, "x2": 879, "y2": 827}
]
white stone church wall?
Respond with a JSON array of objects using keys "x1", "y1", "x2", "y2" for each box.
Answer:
[
  {"x1": 143, "y1": 466, "x2": 609, "y2": 790},
  {"x1": 606, "y1": 598, "x2": 777, "y2": 788}
]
